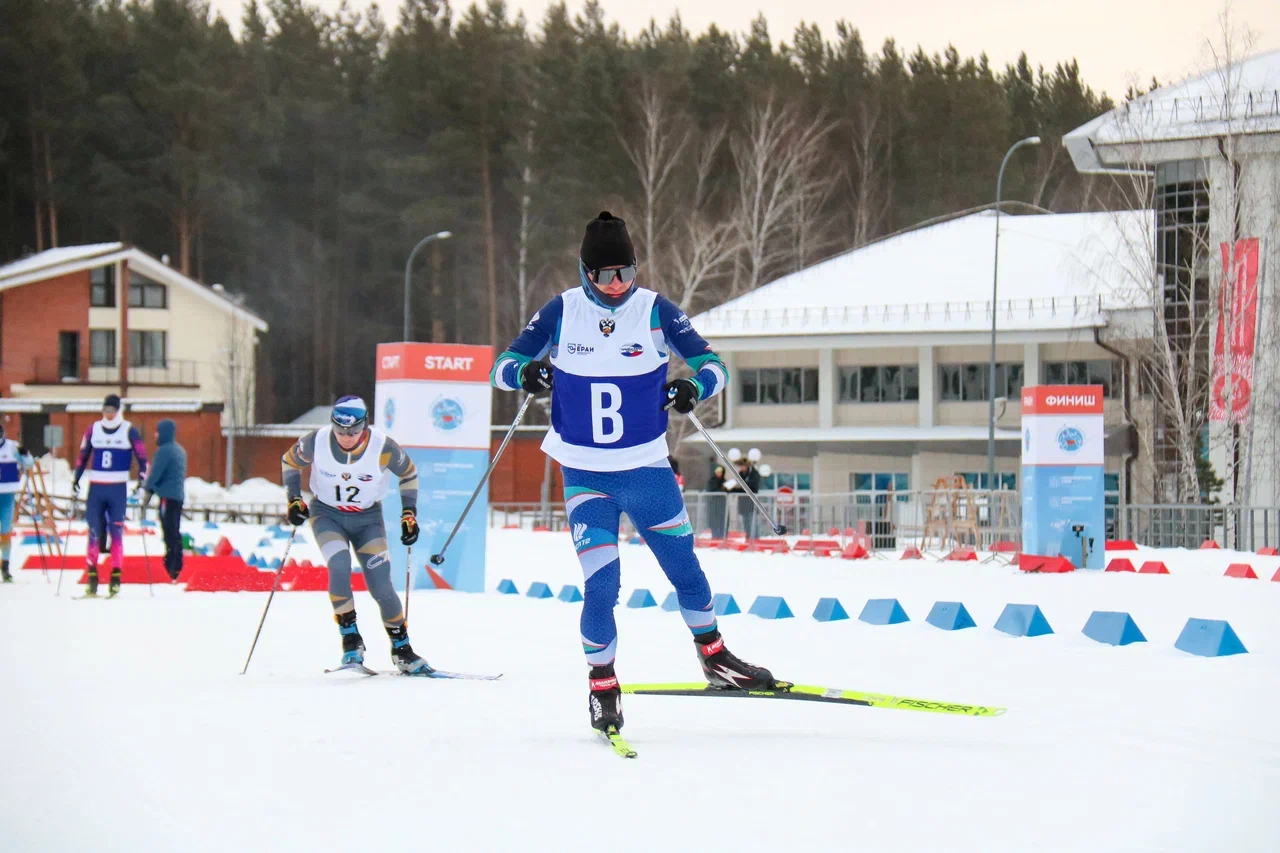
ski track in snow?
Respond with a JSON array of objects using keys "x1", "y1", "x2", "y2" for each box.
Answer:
[{"x1": 3, "y1": 527, "x2": 1280, "y2": 852}]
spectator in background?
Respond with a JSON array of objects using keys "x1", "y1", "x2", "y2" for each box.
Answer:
[
  {"x1": 728, "y1": 458, "x2": 761, "y2": 539},
  {"x1": 140, "y1": 419, "x2": 187, "y2": 581},
  {"x1": 704, "y1": 465, "x2": 728, "y2": 539},
  {"x1": 669, "y1": 455, "x2": 684, "y2": 491}
]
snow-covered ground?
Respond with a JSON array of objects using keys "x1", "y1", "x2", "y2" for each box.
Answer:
[{"x1": 3, "y1": 527, "x2": 1279, "y2": 852}]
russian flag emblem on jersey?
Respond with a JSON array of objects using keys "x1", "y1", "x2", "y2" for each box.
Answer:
[{"x1": 620, "y1": 343, "x2": 644, "y2": 358}]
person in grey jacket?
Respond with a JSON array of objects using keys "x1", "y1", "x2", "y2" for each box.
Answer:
[{"x1": 140, "y1": 419, "x2": 187, "y2": 581}]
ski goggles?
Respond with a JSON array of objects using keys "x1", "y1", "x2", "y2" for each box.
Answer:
[
  {"x1": 585, "y1": 264, "x2": 637, "y2": 293},
  {"x1": 332, "y1": 421, "x2": 366, "y2": 437}
]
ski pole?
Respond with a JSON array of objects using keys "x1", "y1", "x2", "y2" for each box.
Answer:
[
  {"x1": 241, "y1": 524, "x2": 299, "y2": 675},
  {"x1": 685, "y1": 410, "x2": 786, "y2": 537},
  {"x1": 56, "y1": 495, "x2": 75, "y2": 597},
  {"x1": 404, "y1": 544, "x2": 412, "y2": 622},
  {"x1": 430, "y1": 393, "x2": 536, "y2": 567},
  {"x1": 137, "y1": 495, "x2": 154, "y2": 597},
  {"x1": 19, "y1": 474, "x2": 50, "y2": 582}
]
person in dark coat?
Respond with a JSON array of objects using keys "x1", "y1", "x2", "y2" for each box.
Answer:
[
  {"x1": 140, "y1": 419, "x2": 187, "y2": 581},
  {"x1": 704, "y1": 465, "x2": 728, "y2": 538},
  {"x1": 730, "y1": 458, "x2": 761, "y2": 539}
]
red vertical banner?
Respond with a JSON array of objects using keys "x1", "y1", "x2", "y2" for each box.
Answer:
[{"x1": 1210, "y1": 238, "x2": 1261, "y2": 423}]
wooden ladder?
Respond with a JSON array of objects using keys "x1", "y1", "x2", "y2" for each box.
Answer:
[{"x1": 16, "y1": 460, "x2": 65, "y2": 564}]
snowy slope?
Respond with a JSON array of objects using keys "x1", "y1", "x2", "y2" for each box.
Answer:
[{"x1": 2, "y1": 529, "x2": 1279, "y2": 852}]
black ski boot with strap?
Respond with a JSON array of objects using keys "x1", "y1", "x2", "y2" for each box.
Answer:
[
  {"x1": 387, "y1": 624, "x2": 431, "y2": 675},
  {"x1": 1, "y1": 559, "x2": 11, "y2": 583},
  {"x1": 336, "y1": 611, "x2": 366, "y2": 665},
  {"x1": 696, "y1": 631, "x2": 781, "y2": 690},
  {"x1": 84, "y1": 565, "x2": 100, "y2": 597},
  {"x1": 108, "y1": 568, "x2": 122, "y2": 598},
  {"x1": 588, "y1": 663, "x2": 624, "y2": 732}
]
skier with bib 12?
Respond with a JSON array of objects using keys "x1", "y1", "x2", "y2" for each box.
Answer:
[
  {"x1": 491, "y1": 212, "x2": 783, "y2": 737},
  {"x1": 281, "y1": 396, "x2": 429, "y2": 674}
]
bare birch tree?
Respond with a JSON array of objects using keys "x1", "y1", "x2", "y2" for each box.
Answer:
[
  {"x1": 845, "y1": 98, "x2": 893, "y2": 248},
  {"x1": 618, "y1": 78, "x2": 691, "y2": 280},
  {"x1": 1097, "y1": 165, "x2": 1212, "y2": 505},
  {"x1": 668, "y1": 125, "x2": 740, "y2": 311},
  {"x1": 730, "y1": 93, "x2": 834, "y2": 295}
]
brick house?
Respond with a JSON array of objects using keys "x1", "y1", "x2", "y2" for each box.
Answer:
[{"x1": 0, "y1": 243, "x2": 268, "y2": 483}]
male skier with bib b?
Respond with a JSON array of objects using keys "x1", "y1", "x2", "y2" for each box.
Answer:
[
  {"x1": 281, "y1": 396, "x2": 429, "y2": 673},
  {"x1": 491, "y1": 212, "x2": 782, "y2": 735}
]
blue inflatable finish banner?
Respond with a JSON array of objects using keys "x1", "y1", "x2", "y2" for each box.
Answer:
[
  {"x1": 374, "y1": 343, "x2": 493, "y2": 592},
  {"x1": 1020, "y1": 385, "x2": 1106, "y2": 569}
]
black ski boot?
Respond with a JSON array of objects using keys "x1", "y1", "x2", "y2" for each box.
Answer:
[
  {"x1": 108, "y1": 568, "x2": 122, "y2": 598},
  {"x1": 696, "y1": 631, "x2": 778, "y2": 690},
  {"x1": 1, "y1": 559, "x2": 12, "y2": 583},
  {"x1": 588, "y1": 663, "x2": 624, "y2": 732},
  {"x1": 387, "y1": 625, "x2": 431, "y2": 675},
  {"x1": 84, "y1": 565, "x2": 100, "y2": 597},
  {"x1": 336, "y1": 611, "x2": 366, "y2": 666}
]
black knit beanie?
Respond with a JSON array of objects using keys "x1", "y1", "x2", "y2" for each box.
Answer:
[
  {"x1": 104, "y1": 394, "x2": 122, "y2": 410},
  {"x1": 579, "y1": 211, "x2": 636, "y2": 270}
]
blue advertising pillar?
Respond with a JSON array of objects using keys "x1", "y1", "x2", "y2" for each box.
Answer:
[
  {"x1": 374, "y1": 343, "x2": 493, "y2": 592},
  {"x1": 1021, "y1": 385, "x2": 1106, "y2": 569}
]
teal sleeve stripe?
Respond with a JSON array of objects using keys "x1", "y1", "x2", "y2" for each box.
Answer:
[
  {"x1": 491, "y1": 351, "x2": 533, "y2": 390},
  {"x1": 690, "y1": 376, "x2": 706, "y2": 399},
  {"x1": 686, "y1": 352, "x2": 723, "y2": 372},
  {"x1": 687, "y1": 354, "x2": 728, "y2": 401}
]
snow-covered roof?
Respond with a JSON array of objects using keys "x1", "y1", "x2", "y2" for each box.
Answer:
[
  {"x1": 686, "y1": 426, "x2": 1024, "y2": 445},
  {"x1": 1064, "y1": 48, "x2": 1280, "y2": 172},
  {"x1": 289, "y1": 405, "x2": 333, "y2": 426},
  {"x1": 0, "y1": 398, "x2": 213, "y2": 413},
  {"x1": 0, "y1": 243, "x2": 268, "y2": 332},
  {"x1": 692, "y1": 210, "x2": 1153, "y2": 339}
]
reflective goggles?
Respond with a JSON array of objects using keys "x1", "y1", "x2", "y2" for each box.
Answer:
[
  {"x1": 332, "y1": 419, "x2": 367, "y2": 437},
  {"x1": 586, "y1": 264, "x2": 637, "y2": 289}
]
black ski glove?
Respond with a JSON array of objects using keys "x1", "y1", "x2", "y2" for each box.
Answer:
[
  {"x1": 662, "y1": 378, "x2": 700, "y2": 414},
  {"x1": 400, "y1": 508, "x2": 419, "y2": 546},
  {"x1": 519, "y1": 359, "x2": 554, "y2": 394},
  {"x1": 286, "y1": 496, "x2": 310, "y2": 526}
]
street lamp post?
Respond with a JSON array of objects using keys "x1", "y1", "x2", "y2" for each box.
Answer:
[
  {"x1": 986, "y1": 136, "x2": 1041, "y2": 495},
  {"x1": 403, "y1": 231, "x2": 454, "y2": 342}
]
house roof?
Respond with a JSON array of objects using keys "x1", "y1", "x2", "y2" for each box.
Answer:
[
  {"x1": 1063, "y1": 48, "x2": 1280, "y2": 172},
  {"x1": 685, "y1": 426, "x2": 1024, "y2": 444},
  {"x1": 0, "y1": 243, "x2": 268, "y2": 332},
  {"x1": 690, "y1": 210, "x2": 1153, "y2": 339}
]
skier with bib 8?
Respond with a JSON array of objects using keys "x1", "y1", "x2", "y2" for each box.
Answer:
[
  {"x1": 491, "y1": 212, "x2": 782, "y2": 735},
  {"x1": 72, "y1": 395, "x2": 148, "y2": 597},
  {"x1": 281, "y1": 396, "x2": 428, "y2": 674}
]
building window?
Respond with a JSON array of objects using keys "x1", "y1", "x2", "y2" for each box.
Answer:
[
  {"x1": 1043, "y1": 360, "x2": 1122, "y2": 398},
  {"x1": 960, "y1": 472, "x2": 1018, "y2": 490},
  {"x1": 838, "y1": 365, "x2": 919, "y2": 402},
  {"x1": 128, "y1": 272, "x2": 168, "y2": 309},
  {"x1": 851, "y1": 472, "x2": 910, "y2": 504},
  {"x1": 128, "y1": 330, "x2": 166, "y2": 367},
  {"x1": 740, "y1": 368, "x2": 819, "y2": 404},
  {"x1": 760, "y1": 471, "x2": 811, "y2": 491},
  {"x1": 851, "y1": 472, "x2": 909, "y2": 492},
  {"x1": 89, "y1": 330, "x2": 116, "y2": 366},
  {"x1": 58, "y1": 331, "x2": 80, "y2": 380},
  {"x1": 939, "y1": 362, "x2": 1023, "y2": 401},
  {"x1": 91, "y1": 266, "x2": 116, "y2": 307}
]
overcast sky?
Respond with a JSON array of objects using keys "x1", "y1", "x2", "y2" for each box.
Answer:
[{"x1": 207, "y1": 0, "x2": 1277, "y2": 100}]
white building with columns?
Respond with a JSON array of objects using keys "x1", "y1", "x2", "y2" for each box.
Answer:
[
  {"x1": 1063, "y1": 48, "x2": 1280, "y2": 504},
  {"x1": 684, "y1": 209, "x2": 1151, "y2": 505}
]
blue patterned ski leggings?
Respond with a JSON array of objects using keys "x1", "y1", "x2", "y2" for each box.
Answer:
[{"x1": 563, "y1": 461, "x2": 717, "y2": 667}]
